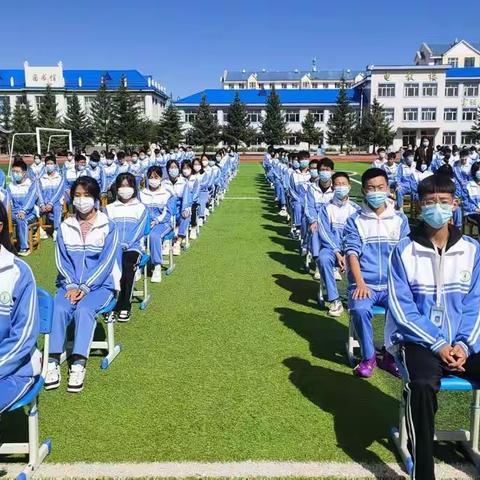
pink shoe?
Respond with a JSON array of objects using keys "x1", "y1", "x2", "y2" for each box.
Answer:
[{"x1": 354, "y1": 356, "x2": 377, "y2": 378}]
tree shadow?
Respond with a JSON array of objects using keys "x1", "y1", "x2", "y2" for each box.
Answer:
[
  {"x1": 283, "y1": 357, "x2": 402, "y2": 479},
  {"x1": 267, "y1": 251, "x2": 304, "y2": 273},
  {"x1": 269, "y1": 236, "x2": 298, "y2": 253},
  {"x1": 273, "y1": 274, "x2": 319, "y2": 309}
]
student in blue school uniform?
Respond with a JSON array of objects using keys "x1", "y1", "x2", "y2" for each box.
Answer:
[
  {"x1": 385, "y1": 173, "x2": 480, "y2": 480},
  {"x1": 382, "y1": 152, "x2": 398, "y2": 190},
  {"x1": 316, "y1": 172, "x2": 360, "y2": 317},
  {"x1": 85, "y1": 150, "x2": 107, "y2": 194},
  {"x1": 453, "y1": 148, "x2": 473, "y2": 192},
  {"x1": 271, "y1": 150, "x2": 287, "y2": 216},
  {"x1": 0, "y1": 167, "x2": 5, "y2": 189},
  {"x1": 103, "y1": 152, "x2": 119, "y2": 194},
  {"x1": 28, "y1": 153, "x2": 45, "y2": 181},
  {"x1": 45, "y1": 176, "x2": 120, "y2": 393},
  {"x1": 435, "y1": 164, "x2": 463, "y2": 229},
  {"x1": 371, "y1": 147, "x2": 387, "y2": 169},
  {"x1": 162, "y1": 159, "x2": 192, "y2": 256},
  {"x1": 181, "y1": 160, "x2": 200, "y2": 239},
  {"x1": 139, "y1": 166, "x2": 176, "y2": 283},
  {"x1": 128, "y1": 152, "x2": 144, "y2": 187},
  {"x1": 461, "y1": 161, "x2": 480, "y2": 227},
  {"x1": 289, "y1": 151, "x2": 311, "y2": 239},
  {"x1": 395, "y1": 150, "x2": 417, "y2": 210},
  {"x1": 37, "y1": 154, "x2": 65, "y2": 240},
  {"x1": 344, "y1": 168, "x2": 410, "y2": 378},
  {"x1": 0, "y1": 186, "x2": 10, "y2": 211},
  {"x1": 64, "y1": 154, "x2": 88, "y2": 200},
  {"x1": 63, "y1": 151, "x2": 75, "y2": 172},
  {"x1": 139, "y1": 149, "x2": 151, "y2": 173},
  {"x1": 7, "y1": 158, "x2": 38, "y2": 256},
  {"x1": 0, "y1": 202, "x2": 42, "y2": 413},
  {"x1": 106, "y1": 173, "x2": 147, "y2": 322},
  {"x1": 198, "y1": 154, "x2": 213, "y2": 225}
]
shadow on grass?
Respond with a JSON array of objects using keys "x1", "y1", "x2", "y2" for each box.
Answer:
[
  {"x1": 267, "y1": 251, "x2": 304, "y2": 274},
  {"x1": 283, "y1": 356, "x2": 402, "y2": 479},
  {"x1": 273, "y1": 274, "x2": 319, "y2": 309},
  {"x1": 269, "y1": 236, "x2": 298, "y2": 253}
]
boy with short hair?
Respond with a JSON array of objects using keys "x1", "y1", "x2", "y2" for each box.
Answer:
[
  {"x1": 288, "y1": 151, "x2": 311, "y2": 239},
  {"x1": 344, "y1": 168, "x2": 410, "y2": 377},
  {"x1": 382, "y1": 152, "x2": 398, "y2": 190},
  {"x1": 385, "y1": 173, "x2": 480, "y2": 480},
  {"x1": 372, "y1": 148, "x2": 387, "y2": 168}
]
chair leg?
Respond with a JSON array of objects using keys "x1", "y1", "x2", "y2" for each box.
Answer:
[
  {"x1": 166, "y1": 244, "x2": 175, "y2": 275},
  {"x1": 140, "y1": 265, "x2": 151, "y2": 310},
  {"x1": 390, "y1": 388, "x2": 414, "y2": 475},
  {"x1": 346, "y1": 314, "x2": 360, "y2": 367},
  {"x1": 463, "y1": 390, "x2": 480, "y2": 469},
  {"x1": 100, "y1": 313, "x2": 122, "y2": 369}
]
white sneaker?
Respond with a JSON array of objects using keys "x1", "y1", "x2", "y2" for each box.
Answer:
[
  {"x1": 39, "y1": 227, "x2": 48, "y2": 240},
  {"x1": 190, "y1": 228, "x2": 197, "y2": 240},
  {"x1": 328, "y1": 299, "x2": 344, "y2": 317},
  {"x1": 313, "y1": 266, "x2": 321, "y2": 280},
  {"x1": 18, "y1": 249, "x2": 31, "y2": 257},
  {"x1": 45, "y1": 362, "x2": 61, "y2": 390},
  {"x1": 172, "y1": 242, "x2": 181, "y2": 256},
  {"x1": 67, "y1": 364, "x2": 86, "y2": 393},
  {"x1": 53, "y1": 230, "x2": 57, "y2": 242},
  {"x1": 300, "y1": 247, "x2": 308, "y2": 257},
  {"x1": 279, "y1": 208, "x2": 288, "y2": 217},
  {"x1": 205, "y1": 208, "x2": 210, "y2": 217},
  {"x1": 198, "y1": 218, "x2": 204, "y2": 227},
  {"x1": 162, "y1": 240, "x2": 171, "y2": 256},
  {"x1": 134, "y1": 269, "x2": 142, "y2": 282},
  {"x1": 151, "y1": 265, "x2": 162, "y2": 283},
  {"x1": 334, "y1": 268, "x2": 342, "y2": 281},
  {"x1": 117, "y1": 310, "x2": 131, "y2": 323}
]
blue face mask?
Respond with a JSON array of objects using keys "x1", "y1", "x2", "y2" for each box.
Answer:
[
  {"x1": 12, "y1": 172, "x2": 23, "y2": 183},
  {"x1": 309, "y1": 169, "x2": 319, "y2": 178},
  {"x1": 292, "y1": 160, "x2": 300, "y2": 170},
  {"x1": 334, "y1": 186, "x2": 350, "y2": 200},
  {"x1": 169, "y1": 168, "x2": 179, "y2": 178},
  {"x1": 208, "y1": 160, "x2": 215, "y2": 167},
  {"x1": 89, "y1": 161, "x2": 98, "y2": 168},
  {"x1": 476, "y1": 171, "x2": 480, "y2": 181},
  {"x1": 421, "y1": 204, "x2": 453, "y2": 229},
  {"x1": 77, "y1": 165, "x2": 86, "y2": 172},
  {"x1": 299, "y1": 160, "x2": 310, "y2": 169},
  {"x1": 319, "y1": 171, "x2": 332, "y2": 183},
  {"x1": 365, "y1": 191, "x2": 387, "y2": 209},
  {"x1": 46, "y1": 164, "x2": 56, "y2": 174}
]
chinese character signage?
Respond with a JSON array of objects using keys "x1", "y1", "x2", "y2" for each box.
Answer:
[{"x1": 24, "y1": 65, "x2": 64, "y2": 88}]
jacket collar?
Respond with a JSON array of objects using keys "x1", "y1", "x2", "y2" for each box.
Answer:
[
  {"x1": 0, "y1": 245, "x2": 15, "y2": 272},
  {"x1": 410, "y1": 222, "x2": 463, "y2": 253},
  {"x1": 65, "y1": 210, "x2": 109, "y2": 231},
  {"x1": 360, "y1": 198, "x2": 396, "y2": 219}
]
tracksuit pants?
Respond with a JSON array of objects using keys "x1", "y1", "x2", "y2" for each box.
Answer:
[
  {"x1": 177, "y1": 213, "x2": 191, "y2": 237},
  {"x1": 191, "y1": 203, "x2": 199, "y2": 227},
  {"x1": 292, "y1": 201, "x2": 303, "y2": 228},
  {"x1": 400, "y1": 343, "x2": 480, "y2": 480},
  {"x1": 198, "y1": 190, "x2": 209, "y2": 218},
  {"x1": 0, "y1": 376, "x2": 35, "y2": 413},
  {"x1": 44, "y1": 203, "x2": 63, "y2": 231},
  {"x1": 348, "y1": 288, "x2": 388, "y2": 360},
  {"x1": 13, "y1": 213, "x2": 37, "y2": 250},
  {"x1": 115, "y1": 251, "x2": 140, "y2": 312},
  {"x1": 150, "y1": 222, "x2": 172, "y2": 265},
  {"x1": 317, "y1": 248, "x2": 339, "y2": 302},
  {"x1": 50, "y1": 287, "x2": 114, "y2": 359}
]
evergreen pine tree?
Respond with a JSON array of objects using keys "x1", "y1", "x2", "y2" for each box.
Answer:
[
  {"x1": 188, "y1": 94, "x2": 220, "y2": 153},
  {"x1": 62, "y1": 93, "x2": 94, "y2": 151},
  {"x1": 11, "y1": 98, "x2": 37, "y2": 153},
  {"x1": 300, "y1": 112, "x2": 322, "y2": 150},
  {"x1": 261, "y1": 89, "x2": 287, "y2": 146},
  {"x1": 471, "y1": 107, "x2": 480, "y2": 144},
  {"x1": 113, "y1": 76, "x2": 141, "y2": 150},
  {"x1": 158, "y1": 102, "x2": 183, "y2": 149},
  {"x1": 91, "y1": 81, "x2": 116, "y2": 150},
  {"x1": 355, "y1": 98, "x2": 394, "y2": 152},
  {"x1": 1, "y1": 100, "x2": 12, "y2": 130},
  {"x1": 326, "y1": 79, "x2": 356, "y2": 152},
  {"x1": 37, "y1": 84, "x2": 63, "y2": 151},
  {"x1": 223, "y1": 93, "x2": 254, "y2": 147}
]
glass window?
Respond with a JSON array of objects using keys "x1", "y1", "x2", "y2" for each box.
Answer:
[
  {"x1": 445, "y1": 82, "x2": 459, "y2": 97},
  {"x1": 464, "y1": 83, "x2": 479, "y2": 97},
  {"x1": 421, "y1": 108, "x2": 437, "y2": 121},
  {"x1": 184, "y1": 110, "x2": 197, "y2": 123},
  {"x1": 247, "y1": 110, "x2": 262, "y2": 123},
  {"x1": 312, "y1": 82, "x2": 318, "y2": 88},
  {"x1": 281, "y1": 83, "x2": 287, "y2": 89},
  {"x1": 383, "y1": 108, "x2": 394, "y2": 123},
  {"x1": 422, "y1": 82, "x2": 438, "y2": 96},
  {"x1": 461, "y1": 131, "x2": 475, "y2": 144},
  {"x1": 462, "y1": 108, "x2": 478, "y2": 121},
  {"x1": 448, "y1": 57, "x2": 458, "y2": 68},
  {"x1": 402, "y1": 129, "x2": 417, "y2": 147},
  {"x1": 377, "y1": 83, "x2": 395, "y2": 97},
  {"x1": 443, "y1": 108, "x2": 457, "y2": 121},
  {"x1": 310, "y1": 109, "x2": 324, "y2": 123},
  {"x1": 238, "y1": 84, "x2": 245, "y2": 89},
  {"x1": 284, "y1": 110, "x2": 300, "y2": 123},
  {"x1": 290, "y1": 83, "x2": 299, "y2": 89},
  {"x1": 35, "y1": 95, "x2": 45, "y2": 110},
  {"x1": 228, "y1": 84, "x2": 234, "y2": 90},
  {"x1": 404, "y1": 83, "x2": 419, "y2": 97},
  {"x1": 465, "y1": 57, "x2": 476, "y2": 67},
  {"x1": 403, "y1": 108, "x2": 418, "y2": 121},
  {"x1": 323, "y1": 83, "x2": 329, "y2": 89},
  {"x1": 287, "y1": 135, "x2": 300, "y2": 145},
  {"x1": 442, "y1": 131, "x2": 456, "y2": 145}
]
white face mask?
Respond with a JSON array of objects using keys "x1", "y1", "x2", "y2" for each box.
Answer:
[
  {"x1": 73, "y1": 196, "x2": 95, "y2": 214},
  {"x1": 182, "y1": 168, "x2": 192, "y2": 177},
  {"x1": 149, "y1": 178, "x2": 161, "y2": 189},
  {"x1": 201, "y1": 160, "x2": 208, "y2": 167},
  {"x1": 193, "y1": 164, "x2": 202, "y2": 172},
  {"x1": 118, "y1": 187, "x2": 134, "y2": 200}
]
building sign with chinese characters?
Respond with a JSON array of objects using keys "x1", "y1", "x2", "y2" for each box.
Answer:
[{"x1": 24, "y1": 63, "x2": 65, "y2": 88}]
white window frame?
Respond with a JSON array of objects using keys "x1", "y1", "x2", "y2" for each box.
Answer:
[
  {"x1": 443, "y1": 108, "x2": 458, "y2": 121},
  {"x1": 284, "y1": 110, "x2": 300, "y2": 123},
  {"x1": 383, "y1": 108, "x2": 395, "y2": 123},
  {"x1": 421, "y1": 107, "x2": 437, "y2": 121},
  {"x1": 422, "y1": 82, "x2": 438, "y2": 97},
  {"x1": 442, "y1": 131, "x2": 456, "y2": 145},
  {"x1": 403, "y1": 107, "x2": 418, "y2": 121},
  {"x1": 465, "y1": 57, "x2": 476, "y2": 67},
  {"x1": 404, "y1": 83, "x2": 419, "y2": 97},
  {"x1": 462, "y1": 108, "x2": 478, "y2": 121},
  {"x1": 377, "y1": 83, "x2": 395, "y2": 97},
  {"x1": 464, "y1": 83, "x2": 479, "y2": 97},
  {"x1": 461, "y1": 131, "x2": 475, "y2": 144},
  {"x1": 310, "y1": 109, "x2": 324, "y2": 123},
  {"x1": 445, "y1": 82, "x2": 459, "y2": 97},
  {"x1": 448, "y1": 57, "x2": 459, "y2": 68}
]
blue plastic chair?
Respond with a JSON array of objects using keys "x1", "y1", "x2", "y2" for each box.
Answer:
[
  {"x1": 0, "y1": 288, "x2": 53, "y2": 479},
  {"x1": 346, "y1": 305, "x2": 386, "y2": 366},
  {"x1": 131, "y1": 214, "x2": 152, "y2": 310},
  {"x1": 391, "y1": 374, "x2": 480, "y2": 475}
]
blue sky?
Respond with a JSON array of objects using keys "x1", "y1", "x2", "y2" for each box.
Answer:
[{"x1": 2, "y1": 0, "x2": 479, "y2": 98}]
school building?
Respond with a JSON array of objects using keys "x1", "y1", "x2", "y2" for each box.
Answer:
[
  {"x1": 0, "y1": 61, "x2": 169, "y2": 122},
  {"x1": 176, "y1": 39, "x2": 480, "y2": 151}
]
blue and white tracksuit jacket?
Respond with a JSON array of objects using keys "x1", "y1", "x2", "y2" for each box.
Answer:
[
  {"x1": 196, "y1": 171, "x2": 210, "y2": 218},
  {"x1": 36, "y1": 171, "x2": 65, "y2": 231},
  {"x1": 7, "y1": 178, "x2": 38, "y2": 250},
  {"x1": 139, "y1": 187, "x2": 176, "y2": 265},
  {"x1": 385, "y1": 227, "x2": 480, "y2": 360},
  {"x1": 103, "y1": 163, "x2": 119, "y2": 190},
  {"x1": 51, "y1": 211, "x2": 120, "y2": 358},
  {"x1": 395, "y1": 163, "x2": 417, "y2": 207},
  {"x1": 430, "y1": 156, "x2": 454, "y2": 173},
  {"x1": 461, "y1": 180, "x2": 480, "y2": 218},
  {"x1": 117, "y1": 162, "x2": 130, "y2": 175},
  {"x1": 453, "y1": 162, "x2": 472, "y2": 192},
  {"x1": 0, "y1": 169, "x2": 6, "y2": 188},
  {"x1": 316, "y1": 199, "x2": 360, "y2": 302},
  {"x1": 289, "y1": 171, "x2": 311, "y2": 227},
  {"x1": 64, "y1": 168, "x2": 84, "y2": 191},
  {"x1": 63, "y1": 159, "x2": 75, "y2": 172},
  {"x1": 0, "y1": 246, "x2": 41, "y2": 413},
  {"x1": 28, "y1": 163, "x2": 45, "y2": 182},
  {"x1": 0, "y1": 187, "x2": 11, "y2": 211},
  {"x1": 153, "y1": 155, "x2": 168, "y2": 177},
  {"x1": 382, "y1": 163, "x2": 398, "y2": 188},
  {"x1": 163, "y1": 177, "x2": 192, "y2": 237},
  {"x1": 344, "y1": 200, "x2": 410, "y2": 359},
  {"x1": 85, "y1": 166, "x2": 107, "y2": 193},
  {"x1": 128, "y1": 162, "x2": 144, "y2": 187}
]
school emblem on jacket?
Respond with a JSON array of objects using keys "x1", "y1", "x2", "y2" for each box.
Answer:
[
  {"x1": 460, "y1": 270, "x2": 471, "y2": 283},
  {"x1": 0, "y1": 291, "x2": 12, "y2": 305}
]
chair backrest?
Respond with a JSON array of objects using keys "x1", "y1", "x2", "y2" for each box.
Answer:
[
  {"x1": 143, "y1": 212, "x2": 151, "y2": 236},
  {"x1": 37, "y1": 287, "x2": 54, "y2": 335}
]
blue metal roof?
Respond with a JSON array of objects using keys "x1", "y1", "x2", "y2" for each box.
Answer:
[
  {"x1": 223, "y1": 69, "x2": 362, "y2": 82},
  {"x1": 446, "y1": 67, "x2": 480, "y2": 78},
  {"x1": 0, "y1": 68, "x2": 166, "y2": 96},
  {"x1": 176, "y1": 88, "x2": 361, "y2": 106}
]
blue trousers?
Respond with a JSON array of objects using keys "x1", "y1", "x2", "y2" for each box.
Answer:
[
  {"x1": 396, "y1": 185, "x2": 415, "y2": 208},
  {"x1": 310, "y1": 229, "x2": 321, "y2": 257},
  {"x1": 275, "y1": 181, "x2": 286, "y2": 207},
  {"x1": 50, "y1": 287, "x2": 114, "y2": 359},
  {"x1": 348, "y1": 288, "x2": 388, "y2": 360},
  {"x1": 150, "y1": 222, "x2": 172, "y2": 265},
  {"x1": 292, "y1": 201, "x2": 303, "y2": 228},
  {"x1": 13, "y1": 212, "x2": 37, "y2": 250},
  {"x1": 198, "y1": 190, "x2": 209, "y2": 218},
  {"x1": 177, "y1": 213, "x2": 191, "y2": 237},
  {"x1": 43, "y1": 203, "x2": 63, "y2": 231},
  {"x1": 0, "y1": 376, "x2": 35, "y2": 413},
  {"x1": 317, "y1": 248, "x2": 339, "y2": 302}
]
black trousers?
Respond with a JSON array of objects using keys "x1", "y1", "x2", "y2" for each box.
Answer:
[
  {"x1": 191, "y1": 202, "x2": 199, "y2": 227},
  {"x1": 115, "y1": 251, "x2": 140, "y2": 312},
  {"x1": 402, "y1": 343, "x2": 480, "y2": 480}
]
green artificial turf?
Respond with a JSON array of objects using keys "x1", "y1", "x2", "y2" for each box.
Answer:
[{"x1": 1, "y1": 162, "x2": 473, "y2": 468}]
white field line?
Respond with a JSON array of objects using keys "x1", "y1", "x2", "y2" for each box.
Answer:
[
  {"x1": 0, "y1": 460, "x2": 476, "y2": 479},
  {"x1": 343, "y1": 170, "x2": 362, "y2": 185}
]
